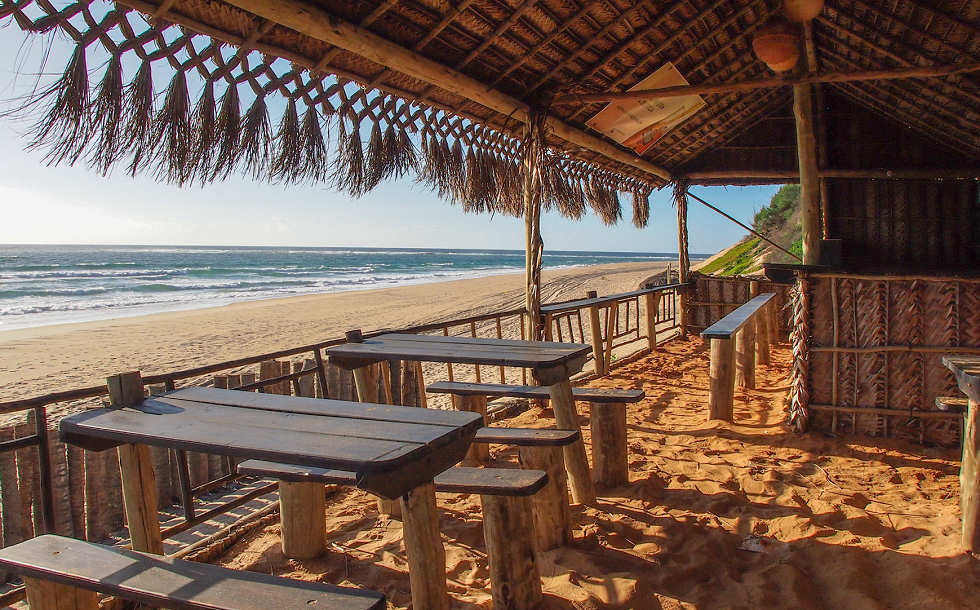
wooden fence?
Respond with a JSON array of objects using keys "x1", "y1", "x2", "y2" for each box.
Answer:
[{"x1": 683, "y1": 271, "x2": 792, "y2": 337}]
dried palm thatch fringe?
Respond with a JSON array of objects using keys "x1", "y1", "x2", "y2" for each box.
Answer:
[
  {"x1": 0, "y1": 3, "x2": 656, "y2": 220},
  {"x1": 632, "y1": 189, "x2": 651, "y2": 228}
]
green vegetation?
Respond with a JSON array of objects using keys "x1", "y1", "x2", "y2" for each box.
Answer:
[
  {"x1": 753, "y1": 184, "x2": 800, "y2": 233},
  {"x1": 790, "y1": 237, "x2": 803, "y2": 260},
  {"x1": 699, "y1": 237, "x2": 765, "y2": 276}
]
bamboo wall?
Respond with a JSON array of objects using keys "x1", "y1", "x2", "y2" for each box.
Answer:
[
  {"x1": 789, "y1": 273, "x2": 979, "y2": 446},
  {"x1": 685, "y1": 272, "x2": 792, "y2": 336}
]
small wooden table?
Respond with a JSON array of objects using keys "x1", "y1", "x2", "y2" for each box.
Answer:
[
  {"x1": 943, "y1": 355, "x2": 980, "y2": 553},
  {"x1": 325, "y1": 332, "x2": 597, "y2": 504},
  {"x1": 60, "y1": 386, "x2": 482, "y2": 609}
]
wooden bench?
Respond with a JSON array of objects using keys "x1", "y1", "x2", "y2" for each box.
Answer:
[
  {"x1": 700, "y1": 293, "x2": 777, "y2": 422},
  {"x1": 238, "y1": 461, "x2": 546, "y2": 608},
  {"x1": 0, "y1": 534, "x2": 385, "y2": 610},
  {"x1": 428, "y1": 381, "x2": 643, "y2": 488},
  {"x1": 936, "y1": 396, "x2": 968, "y2": 413}
]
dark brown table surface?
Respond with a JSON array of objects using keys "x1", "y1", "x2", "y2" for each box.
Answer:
[
  {"x1": 323, "y1": 332, "x2": 591, "y2": 369},
  {"x1": 59, "y1": 387, "x2": 482, "y2": 498}
]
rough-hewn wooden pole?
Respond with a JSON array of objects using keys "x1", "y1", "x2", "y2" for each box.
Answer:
[
  {"x1": 457, "y1": 395, "x2": 489, "y2": 466},
  {"x1": 675, "y1": 183, "x2": 690, "y2": 336},
  {"x1": 400, "y1": 482, "x2": 449, "y2": 609},
  {"x1": 586, "y1": 290, "x2": 605, "y2": 375},
  {"x1": 546, "y1": 379, "x2": 596, "y2": 504},
  {"x1": 708, "y1": 339, "x2": 735, "y2": 422},
  {"x1": 23, "y1": 578, "x2": 99, "y2": 610},
  {"x1": 794, "y1": 82, "x2": 822, "y2": 265},
  {"x1": 962, "y1": 398, "x2": 980, "y2": 552},
  {"x1": 278, "y1": 480, "x2": 325, "y2": 558},
  {"x1": 735, "y1": 323, "x2": 756, "y2": 389},
  {"x1": 751, "y1": 282, "x2": 771, "y2": 366},
  {"x1": 590, "y1": 402, "x2": 628, "y2": 487},
  {"x1": 603, "y1": 302, "x2": 619, "y2": 372},
  {"x1": 518, "y1": 446, "x2": 572, "y2": 551},
  {"x1": 481, "y1": 494, "x2": 542, "y2": 608},
  {"x1": 644, "y1": 292, "x2": 661, "y2": 350},
  {"x1": 107, "y1": 372, "x2": 163, "y2": 555},
  {"x1": 523, "y1": 112, "x2": 546, "y2": 343}
]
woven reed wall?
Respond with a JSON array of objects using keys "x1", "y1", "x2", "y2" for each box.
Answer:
[
  {"x1": 684, "y1": 272, "x2": 791, "y2": 337},
  {"x1": 828, "y1": 179, "x2": 979, "y2": 270},
  {"x1": 789, "y1": 273, "x2": 980, "y2": 446}
]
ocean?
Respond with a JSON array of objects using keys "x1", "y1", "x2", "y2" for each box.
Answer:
[{"x1": 0, "y1": 245, "x2": 700, "y2": 330}]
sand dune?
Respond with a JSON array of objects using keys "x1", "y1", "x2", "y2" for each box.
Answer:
[{"x1": 216, "y1": 338, "x2": 972, "y2": 609}]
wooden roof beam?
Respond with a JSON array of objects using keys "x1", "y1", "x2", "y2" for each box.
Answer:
[
  {"x1": 221, "y1": 0, "x2": 671, "y2": 181},
  {"x1": 552, "y1": 61, "x2": 980, "y2": 104},
  {"x1": 684, "y1": 169, "x2": 980, "y2": 180}
]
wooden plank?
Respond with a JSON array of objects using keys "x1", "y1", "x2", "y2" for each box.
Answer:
[
  {"x1": 944, "y1": 356, "x2": 980, "y2": 403},
  {"x1": 540, "y1": 285, "x2": 681, "y2": 314},
  {"x1": 165, "y1": 387, "x2": 476, "y2": 427},
  {"x1": 700, "y1": 293, "x2": 777, "y2": 339},
  {"x1": 426, "y1": 381, "x2": 645, "y2": 402},
  {"x1": 237, "y1": 461, "x2": 548, "y2": 497},
  {"x1": 0, "y1": 535, "x2": 385, "y2": 609},
  {"x1": 473, "y1": 427, "x2": 580, "y2": 446}
]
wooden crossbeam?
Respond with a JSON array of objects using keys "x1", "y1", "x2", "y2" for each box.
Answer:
[
  {"x1": 683, "y1": 169, "x2": 980, "y2": 180},
  {"x1": 221, "y1": 0, "x2": 672, "y2": 181},
  {"x1": 552, "y1": 61, "x2": 980, "y2": 104}
]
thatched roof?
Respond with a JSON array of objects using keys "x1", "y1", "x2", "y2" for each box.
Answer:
[{"x1": 1, "y1": 0, "x2": 977, "y2": 225}]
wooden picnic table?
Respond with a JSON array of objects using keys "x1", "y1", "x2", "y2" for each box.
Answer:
[
  {"x1": 325, "y1": 332, "x2": 597, "y2": 504},
  {"x1": 59, "y1": 383, "x2": 482, "y2": 610},
  {"x1": 942, "y1": 355, "x2": 980, "y2": 553}
]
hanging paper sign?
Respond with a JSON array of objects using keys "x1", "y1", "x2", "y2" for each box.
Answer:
[{"x1": 586, "y1": 63, "x2": 706, "y2": 156}]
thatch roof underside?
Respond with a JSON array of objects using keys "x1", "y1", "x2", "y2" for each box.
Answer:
[{"x1": 1, "y1": 0, "x2": 978, "y2": 224}]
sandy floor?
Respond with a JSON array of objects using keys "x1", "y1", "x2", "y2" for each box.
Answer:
[
  {"x1": 0, "y1": 261, "x2": 662, "y2": 408},
  {"x1": 215, "y1": 338, "x2": 975, "y2": 609}
]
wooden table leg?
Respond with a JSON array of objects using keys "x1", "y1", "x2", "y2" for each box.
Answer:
[
  {"x1": 963, "y1": 398, "x2": 980, "y2": 552},
  {"x1": 350, "y1": 361, "x2": 402, "y2": 518},
  {"x1": 547, "y1": 379, "x2": 596, "y2": 504},
  {"x1": 400, "y1": 482, "x2": 449, "y2": 610},
  {"x1": 23, "y1": 578, "x2": 99, "y2": 610},
  {"x1": 278, "y1": 480, "x2": 326, "y2": 559},
  {"x1": 117, "y1": 443, "x2": 163, "y2": 554}
]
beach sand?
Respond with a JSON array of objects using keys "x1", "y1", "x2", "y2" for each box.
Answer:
[
  {"x1": 0, "y1": 261, "x2": 663, "y2": 404},
  {"x1": 215, "y1": 339, "x2": 973, "y2": 609}
]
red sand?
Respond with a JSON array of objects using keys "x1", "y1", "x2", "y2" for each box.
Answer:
[{"x1": 216, "y1": 337, "x2": 977, "y2": 608}]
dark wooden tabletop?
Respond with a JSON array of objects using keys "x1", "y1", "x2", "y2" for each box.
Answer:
[
  {"x1": 944, "y1": 356, "x2": 980, "y2": 404},
  {"x1": 59, "y1": 387, "x2": 482, "y2": 498},
  {"x1": 700, "y1": 293, "x2": 777, "y2": 339},
  {"x1": 324, "y1": 332, "x2": 592, "y2": 369}
]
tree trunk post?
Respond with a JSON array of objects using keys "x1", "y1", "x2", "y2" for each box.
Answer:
[
  {"x1": 400, "y1": 482, "x2": 449, "y2": 610},
  {"x1": 523, "y1": 112, "x2": 546, "y2": 344},
  {"x1": 962, "y1": 398, "x2": 980, "y2": 552},
  {"x1": 590, "y1": 402, "x2": 628, "y2": 488},
  {"x1": 735, "y1": 323, "x2": 756, "y2": 390},
  {"x1": 546, "y1": 379, "x2": 596, "y2": 504},
  {"x1": 23, "y1": 578, "x2": 99, "y2": 610},
  {"x1": 675, "y1": 183, "x2": 691, "y2": 336},
  {"x1": 708, "y1": 338, "x2": 736, "y2": 422},
  {"x1": 457, "y1": 395, "x2": 490, "y2": 466},
  {"x1": 480, "y1": 494, "x2": 542, "y2": 608},
  {"x1": 586, "y1": 290, "x2": 605, "y2": 375},
  {"x1": 644, "y1": 292, "x2": 661, "y2": 350},
  {"x1": 278, "y1": 480, "x2": 326, "y2": 559},
  {"x1": 518, "y1": 445, "x2": 572, "y2": 551},
  {"x1": 751, "y1": 282, "x2": 771, "y2": 366},
  {"x1": 794, "y1": 82, "x2": 822, "y2": 265}
]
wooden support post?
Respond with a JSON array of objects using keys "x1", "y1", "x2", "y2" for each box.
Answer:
[
  {"x1": 735, "y1": 323, "x2": 756, "y2": 390},
  {"x1": 794, "y1": 82, "x2": 822, "y2": 265},
  {"x1": 278, "y1": 480, "x2": 326, "y2": 559},
  {"x1": 590, "y1": 402, "x2": 628, "y2": 488},
  {"x1": 708, "y1": 338, "x2": 736, "y2": 422},
  {"x1": 457, "y1": 395, "x2": 489, "y2": 466},
  {"x1": 23, "y1": 578, "x2": 99, "y2": 610},
  {"x1": 480, "y1": 494, "x2": 542, "y2": 609},
  {"x1": 768, "y1": 299, "x2": 780, "y2": 343},
  {"x1": 586, "y1": 290, "x2": 605, "y2": 375},
  {"x1": 675, "y1": 184, "x2": 690, "y2": 336},
  {"x1": 543, "y1": 313, "x2": 554, "y2": 341},
  {"x1": 751, "y1": 282, "x2": 770, "y2": 366},
  {"x1": 518, "y1": 445, "x2": 572, "y2": 551},
  {"x1": 400, "y1": 482, "x2": 449, "y2": 610},
  {"x1": 962, "y1": 398, "x2": 980, "y2": 552},
  {"x1": 107, "y1": 372, "x2": 163, "y2": 555},
  {"x1": 547, "y1": 380, "x2": 596, "y2": 504},
  {"x1": 644, "y1": 292, "x2": 661, "y2": 350},
  {"x1": 604, "y1": 302, "x2": 619, "y2": 372},
  {"x1": 523, "y1": 112, "x2": 546, "y2": 344}
]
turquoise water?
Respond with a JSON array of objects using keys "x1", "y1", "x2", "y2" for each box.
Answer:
[{"x1": 0, "y1": 245, "x2": 700, "y2": 330}]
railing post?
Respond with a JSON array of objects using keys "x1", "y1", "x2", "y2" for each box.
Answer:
[
  {"x1": 644, "y1": 291, "x2": 660, "y2": 351},
  {"x1": 586, "y1": 291, "x2": 605, "y2": 375},
  {"x1": 708, "y1": 338, "x2": 735, "y2": 422},
  {"x1": 751, "y1": 282, "x2": 771, "y2": 366},
  {"x1": 735, "y1": 321, "x2": 756, "y2": 389}
]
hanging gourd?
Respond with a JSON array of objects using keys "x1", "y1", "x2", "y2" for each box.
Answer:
[
  {"x1": 783, "y1": 0, "x2": 824, "y2": 22},
  {"x1": 752, "y1": 17, "x2": 800, "y2": 72}
]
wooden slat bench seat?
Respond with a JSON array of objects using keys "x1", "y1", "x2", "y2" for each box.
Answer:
[
  {"x1": 473, "y1": 426, "x2": 580, "y2": 446},
  {"x1": 428, "y1": 381, "x2": 640, "y2": 489},
  {"x1": 0, "y1": 534, "x2": 385, "y2": 610},
  {"x1": 237, "y1": 461, "x2": 546, "y2": 608},
  {"x1": 936, "y1": 396, "x2": 968, "y2": 413},
  {"x1": 426, "y1": 381, "x2": 645, "y2": 403},
  {"x1": 237, "y1": 461, "x2": 548, "y2": 496}
]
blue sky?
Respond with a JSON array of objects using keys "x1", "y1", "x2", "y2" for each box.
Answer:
[{"x1": 0, "y1": 27, "x2": 780, "y2": 254}]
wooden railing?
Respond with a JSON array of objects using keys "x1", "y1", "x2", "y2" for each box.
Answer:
[
  {"x1": 0, "y1": 283, "x2": 677, "y2": 603},
  {"x1": 701, "y1": 293, "x2": 778, "y2": 422}
]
